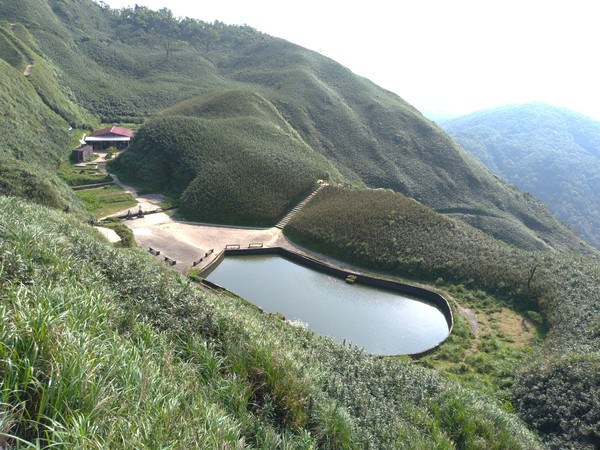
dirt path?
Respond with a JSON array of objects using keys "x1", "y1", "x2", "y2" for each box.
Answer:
[{"x1": 457, "y1": 304, "x2": 479, "y2": 333}]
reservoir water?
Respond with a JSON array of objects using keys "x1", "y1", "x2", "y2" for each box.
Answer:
[{"x1": 207, "y1": 255, "x2": 449, "y2": 355}]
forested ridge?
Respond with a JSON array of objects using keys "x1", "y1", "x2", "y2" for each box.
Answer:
[{"x1": 440, "y1": 103, "x2": 600, "y2": 249}]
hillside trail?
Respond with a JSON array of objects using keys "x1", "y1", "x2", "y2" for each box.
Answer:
[{"x1": 457, "y1": 304, "x2": 479, "y2": 333}]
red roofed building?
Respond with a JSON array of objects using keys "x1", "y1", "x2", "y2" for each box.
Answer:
[{"x1": 84, "y1": 126, "x2": 135, "y2": 151}]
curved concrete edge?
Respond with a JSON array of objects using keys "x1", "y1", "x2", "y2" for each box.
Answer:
[{"x1": 197, "y1": 246, "x2": 454, "y2": 357}]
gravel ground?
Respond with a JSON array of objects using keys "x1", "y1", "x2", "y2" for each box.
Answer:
[
  {"x1": 94, "y1": 226, "x2": 121, "y2": 244},
  {"x1": 124, "y1": 212, "x2": 287, "y2": 270}
]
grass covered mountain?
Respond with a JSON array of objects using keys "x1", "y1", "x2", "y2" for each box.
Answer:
[
  {"x1": 1, "y1": 0, "x2": 600, "y2": 448},
  {"x1": 0, "y1": 0, "x2": 590, "y2": 251},
  {"x1": 439, "y1": 103, "x2": 600, "y2": 248},
  {"x1": 111, "y1": 90, "x2": 342, "y2": 226}
]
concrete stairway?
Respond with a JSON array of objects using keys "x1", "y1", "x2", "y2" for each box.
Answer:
[{"x1": 275, "y1": 183, "x2": 327, "y2": 229}]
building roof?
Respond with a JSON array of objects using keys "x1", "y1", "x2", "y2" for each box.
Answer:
[
  {"x1": 84, "y1": 136, "x2": 132, "y2": 142},
  {"x1": 89, "y1": 126, "x2": 135, "y2": 138}
]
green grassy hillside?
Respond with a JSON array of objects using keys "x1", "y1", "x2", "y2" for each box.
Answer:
[
  {"x1": 0, "y1": 22, "x2": 93, "y2": 127},
  {"x1": 0, "y1": 196, "x2": 543, "y2": 449},
  {"x1": 0, "y1": 0, "x2": 588, "y2": 252},
  {"x1": 286, "y1": 185, "x2": 600, "y2": 448},
  {"x1": 111, "y1": 91, "x2": 342, "y2": 226},
  {"x1": 0, "y1": 16, "x2": 96, "y2": 213},
  {"x1": 2, "y1": 1, "x2": 600, "y2": 447},
  {"x1": 439, "y1": 103, "x2": 600, "y2": 249},
  {"x1": 0, "y1": 57, "x2": 81, "y2": 210}
]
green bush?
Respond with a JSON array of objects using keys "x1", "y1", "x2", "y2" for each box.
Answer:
[{"x1": 513, "y1": 354, "x2": 600, "y2": 448}]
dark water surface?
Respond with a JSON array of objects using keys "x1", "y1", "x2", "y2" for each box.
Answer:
[{"x1": 207, "y1": 255, "x2": 449, "y2": 354}]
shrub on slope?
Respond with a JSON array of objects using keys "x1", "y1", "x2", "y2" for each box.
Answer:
[
  {"x1": 513, "y1": 353, "x2": 600, "y2": 449},
  {"x1": 0, "y1": 196, "x2": 542, "y2": 448}
]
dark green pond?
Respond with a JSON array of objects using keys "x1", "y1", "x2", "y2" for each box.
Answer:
[{"x1": 207, "y1": 255, "x2": 449, "y2": 355}]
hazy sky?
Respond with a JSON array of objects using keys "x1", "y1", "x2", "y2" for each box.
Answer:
[{"x1": 103, "y1": 0, "x2": 600, "y2": 120}]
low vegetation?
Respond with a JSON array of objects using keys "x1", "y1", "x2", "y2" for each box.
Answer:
[
  {"x1": 0, "y1": 196, "x2": 543, "y2": 448},
  {"x1": 58, "y1": 161, "x2": 112, "y2": 187},
  {"x1": 420, "y1": 283, "x2": 538, "y2": 405},
  {"x1": 75, "y1": 185, "x2": 137, "y2": 218},
  {"x1": 286, "y1": 185, "x2": 600, "y2": 448}
]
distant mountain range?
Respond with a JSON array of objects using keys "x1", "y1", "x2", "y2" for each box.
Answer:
[{"x1": 438, "y1": 103, "x2": 600, "y2": 248}]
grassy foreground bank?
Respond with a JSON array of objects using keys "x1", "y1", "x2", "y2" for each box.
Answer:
[{"x1": 0, "y1": 196, "x2": 541, "y2": 448}]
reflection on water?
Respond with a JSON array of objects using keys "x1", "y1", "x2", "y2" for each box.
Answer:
[{"x1": 207, "y1": 255, "x2": 449, "y2": 355}]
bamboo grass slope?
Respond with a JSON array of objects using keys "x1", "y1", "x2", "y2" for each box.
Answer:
[
  {"x1": 285, "y1": 185, "x2": 600, "y2": 448},
  {"x1": 0, "y1": 196, "x2": 543, "y2": 448}
]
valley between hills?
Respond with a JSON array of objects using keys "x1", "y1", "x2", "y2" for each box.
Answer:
[{"x1": 1, "y1": 1, "x2": 599, "y2": 448}]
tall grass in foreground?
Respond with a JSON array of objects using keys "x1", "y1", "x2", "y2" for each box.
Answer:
[{"x1": 0, "y1": 196, "x2": 542, "y2": 448}]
